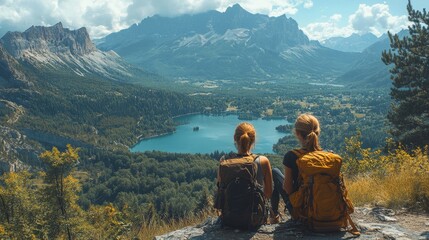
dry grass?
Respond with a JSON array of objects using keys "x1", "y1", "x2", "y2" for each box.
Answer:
[
  {"x1": 344, "y1": 144, "x2": 429, "y2": 211},
  {"x1": 347, "y1": 169, "x2": 429, "y2": 209},
  {"x1": 135, "y1": 212, "x2": 215, "y2": 240}
]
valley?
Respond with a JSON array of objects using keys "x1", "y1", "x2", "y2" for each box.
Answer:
[
  {"x1": 0, "y1": 9, "x2": 391, "y2": 212},
  {"x1": 0, "y1": 2, "x2": 426, "y2": 239}
]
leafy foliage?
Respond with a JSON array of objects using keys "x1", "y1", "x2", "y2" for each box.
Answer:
[
  {"x1": 0, "y1": 171, "x2": 40, "y2": 239},
  {"x1": 382, "y1": 1, "x2": 429, "y2": 148},
  {"x1": 343, "y1": 133, "x2": 429, "y2": 210},
  {"x1": 39, "y1": 145, "x2": 84, "y2": 239}
]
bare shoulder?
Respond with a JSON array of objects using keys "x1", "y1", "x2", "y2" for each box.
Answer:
[{"x1": 257, "y1": 155, "x2": 271, "y2": 165}]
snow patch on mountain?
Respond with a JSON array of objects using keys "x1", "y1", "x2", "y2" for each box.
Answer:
[{"x1": 177, "y1": 28, "x2": 251, "y2": 48}]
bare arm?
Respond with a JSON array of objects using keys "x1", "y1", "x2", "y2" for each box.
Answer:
[
  {"x1": 260, "y1": 156, "x2": 273, "y2": 199},
  {"x1": 283, "y1": 167, "x2": 294, "y2": 194}
]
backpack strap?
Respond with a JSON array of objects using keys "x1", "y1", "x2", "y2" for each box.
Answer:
[
  {"x1": 252, "y1": 154, "x2": 260, "y2": 161},
  {"x1": 291, "y1": 149, "x2": 308, "y2": 158},
  {"x1": 346, "y1": 213, "x2": 360, "y2": 236}
]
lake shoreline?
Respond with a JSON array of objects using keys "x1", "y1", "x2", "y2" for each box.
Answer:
[
  {"x1": 131, "y1": 114, "x2": 288, "y2": 154},
  {"x1": 132, "y1": 112, "x2": 202, "y2": 148},
  {"x1": 131, "y1": 131, "x2": 175, "y2": 150},
  {"x1": 172, "y1": 112, "x2": 202, "y2": 119},
  {"x1": 135, "y1": 112, "x2": 288, "y2": 144}
]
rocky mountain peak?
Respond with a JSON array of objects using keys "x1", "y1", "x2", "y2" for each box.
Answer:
[
  {"x1": 225, "y1": 4, "x2": 248, "y2": 15},
  {"x1": 0, "y1": 23, "x2": 135, "y2": 81},
  {"x1": 0, "y1": 22, "x2": 96, "y2": 58}
]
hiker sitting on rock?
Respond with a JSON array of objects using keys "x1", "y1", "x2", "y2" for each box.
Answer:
[
  {"x1": 215, "y1": 122, "x2": 284, "y2": 229},
  {"x1": 273, "y1": 114, "x2": 359, "y2": 234}
]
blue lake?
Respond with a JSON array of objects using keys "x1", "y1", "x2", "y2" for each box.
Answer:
[{"x1": 131, "y1": 114, "x2": 289, "y2": 154}]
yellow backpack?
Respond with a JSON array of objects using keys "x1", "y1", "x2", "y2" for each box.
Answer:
[{"x1": 289, "y1": 149, "x2": 360, "y2": 235}]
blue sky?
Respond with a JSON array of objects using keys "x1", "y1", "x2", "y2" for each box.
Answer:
[{"x1": 0, "y1": 0, "x2": 426, "y2": 41}]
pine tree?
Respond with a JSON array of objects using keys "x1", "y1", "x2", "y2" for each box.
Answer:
[{"x1": 382, "y1": 1, "x2": 429, "y2": 148}]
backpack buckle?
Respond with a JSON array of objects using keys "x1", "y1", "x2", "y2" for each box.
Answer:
[{"x1": 235, "y1": 177, "x2": 240, "y2": 184}]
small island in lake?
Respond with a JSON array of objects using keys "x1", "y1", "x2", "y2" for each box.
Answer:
[{"x1": 193, "y1": 126, "x2": 199, "y2": 131}]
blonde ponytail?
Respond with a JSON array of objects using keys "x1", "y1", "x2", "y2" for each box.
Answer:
[
  {"x1": 294, "y1": 114, "x2": 322, "y2": 151},
  {"x1": 234, "y1": 122, "x2": 256, "y2": 154}
]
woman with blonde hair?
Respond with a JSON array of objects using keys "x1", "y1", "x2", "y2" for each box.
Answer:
[
  {"x1": 215, "y1": 122, "x2": 276, "y2": 229},
  {"x1": 270, "y1": 114, "x2": 322, "y2": 222},
  {"x1": 229, "y1": 122, "x2": 273, "y2": 200},
  {"x1": 284, "y1": 113, "x2": 322, "y2": 193}
]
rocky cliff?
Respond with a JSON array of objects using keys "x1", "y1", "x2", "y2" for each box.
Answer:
[
  {"x1": 0, "y1": 44, "x2": 31, "y2": 88},
  {"x1": 0, "y1": 125, "x2": 40, "y2": 173},
  {"x1": 1, "y1": 22, "x2": 95, "y2": 58},
  {"x1": 0, "y1": 22, "x2": 134, "y2": 81}
]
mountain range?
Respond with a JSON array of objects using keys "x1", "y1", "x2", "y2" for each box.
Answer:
[
  {"x1": 97, "y1": 4, "x2": 363, "y2": 82},
  {"x1": 0, "y1": 22, "x2": 142, "y2": 82},
  {"x1": 1, "y1": 4, "x2": 399, "y2": 90},
  {"x1": 321, "y1": 33, "x2": 380, "y2": 53},
  {"x1": 335, "y1": 30, "x2": 409, "y2": 87},
  {"x1": 0, "y1": 22, "x2": 201, "y2": 157},
  {"x1": 0, "y1": 3, "x2": 405, "y2": 175}
]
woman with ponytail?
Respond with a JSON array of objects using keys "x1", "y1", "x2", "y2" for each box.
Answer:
[
  {"x1": 284, "y1": 114, "x2": 322, "y2": 193},
  {"x1": 269, "y1": 114, "x2": 323, "y2": 222},
  {"x1": 278, "y1": 114, "x2": 359, "y2": 234},
  {"x1": 219, "y1": 122, "x2": 273, "y2": 199},
  {"x1": 215, "y1": 122, "x2": 284, "y2": 227}
]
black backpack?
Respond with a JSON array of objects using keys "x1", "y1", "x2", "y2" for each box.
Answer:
[{"x1": 214, "y1": 154, "x2": 268, "y2": 230}]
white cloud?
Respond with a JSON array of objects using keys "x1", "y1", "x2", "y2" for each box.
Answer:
[
  {"x1": 269, "y1": 5, "x2": 298, "y2": 17},
  {"x1": 0, "y1": 0, "x2": 133, "y2": 39},
  {"x1": 303, "y1": 21, "x2": 353, "y2": 41},
  {"x1": 303, "y1": 0, "x2": 313, "y2": 9},
  {"x1": 1, "y1": 0, "x2": 407, "y2": 41},
  {"x1": 0, "y1": 8, "x2": 19, "y2": 22},
  {"x1": 216, "y1": 0, "x2": 312, "y2": 17},
  {"x1": 349, "y1": 3, "x2": 409, "y2": 36},
  {"x1": 303, "y1": 3, "x2": 410, "y2": 41},
  {"x1": 127, "y1": 0, "x2": 222, "y2": 22},
  {"x1": 0, "y1": 0, "x2": 315, "y2": 39},
  {"x1": 330, "y1": 14, "x2": 342, "y2": 22}
]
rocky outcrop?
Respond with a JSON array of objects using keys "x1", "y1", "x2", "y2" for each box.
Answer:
[
  {"x1": 155, "y1": 207, "x2": 429, "y2": 239},
  {"x1": 0, "y1": 22, "x2": 95, "y2": 58},
  {"x1": 0, "y1": 44, "x2": 31, "y2": 88},
  {"x1": 0, "y1": 125, "x2": 40, "y2": 173},
  {"x1": 0, "y1": 23, "x2": 133, "y2": 81}
]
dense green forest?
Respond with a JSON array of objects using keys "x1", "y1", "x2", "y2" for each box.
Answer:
[
  {"x1": 0, "y1": 67, "x2": 224, "y2": 149},
  {"x1": 79, "y1": 150, "x2": 218, "y2": 219}
]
